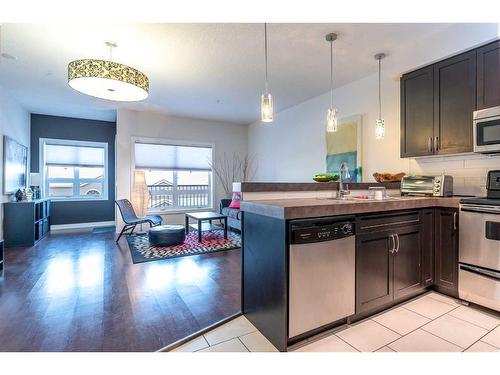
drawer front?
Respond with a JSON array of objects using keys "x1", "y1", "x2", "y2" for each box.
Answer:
[
  {"x1": 459, "y1": 265, "x2": 500, "y2": 312},
  {"x1": 356, "y1": 210, "x2": 421, "y2": 234}
]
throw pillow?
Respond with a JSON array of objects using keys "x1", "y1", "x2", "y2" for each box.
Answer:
[{"x1": 228, "y1": 192, "x2": 242, "y2": 209}]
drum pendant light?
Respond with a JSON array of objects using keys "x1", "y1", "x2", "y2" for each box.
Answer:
[
  {"x1": 375, "y1": 53, "x2": 386, "y2": 139},
  {"x1": 68, "y1": 41, "x2": 149, "y2": 102},
  {"x1": 261, "y1": 23, "x2": 273, "y2": 123},
  {"x1": 326, "y1": 33, "x2": 338, "y2": 132}
]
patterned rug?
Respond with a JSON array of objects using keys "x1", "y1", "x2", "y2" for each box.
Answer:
[{"x1": 126, "y1": 230, "x2": 241, "y2": 264}]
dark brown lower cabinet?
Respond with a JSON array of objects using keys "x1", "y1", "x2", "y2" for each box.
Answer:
[
  {"x1": 434, "y1": 208, "x2": 459, "y2": 297},
  {"x1": 356, "y1": 223, "x2": 423, "y2": 314}
]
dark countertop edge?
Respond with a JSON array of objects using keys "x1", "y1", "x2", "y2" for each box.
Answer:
[
  {"x1": 240, "y1": 197, "x2": 461, "y2": 220},
  {"x1": 241, "y1": 181, "x2": 401, "y2": 192}
]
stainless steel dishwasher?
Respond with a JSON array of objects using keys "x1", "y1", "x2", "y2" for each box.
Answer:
[{"x1": 289, "y1": 216, "x2": 355, "y2": 339}]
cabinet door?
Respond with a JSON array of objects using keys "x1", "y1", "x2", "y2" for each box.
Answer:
[
  {"x1": 356, "y1": 230, "x2": 394, "y2": 314},
  {"x1": 434, "y1": 51, "x2": 476, "y2": 154},
  {"x1": 434, "y1": 208, "x2": 459, "y2": 297},
  {"x1": 477, "y1": 40, "x2": 500, "y2": 110},
  {"x1": 421, "y1": 209, "x2": 434, "y2": 287},
  {"x1": 400, "y1": 66, "x2": 434, "y2": 157},
  {"x1": 393, "y1": 225, "x2": 423, "y2": 299}
]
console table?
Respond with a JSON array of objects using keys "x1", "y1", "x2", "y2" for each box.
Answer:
[{"x1": 3, "y1": 198, "x2": 51, "y2": 247}]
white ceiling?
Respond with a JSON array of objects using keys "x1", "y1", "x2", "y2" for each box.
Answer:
[{"x1": 0, "y1": 23, "x2": 473, "y2": 124}]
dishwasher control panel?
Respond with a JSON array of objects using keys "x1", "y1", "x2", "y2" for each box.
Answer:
[{"x1": 290, "y1": 219, "x2": 355, "y2": 244}]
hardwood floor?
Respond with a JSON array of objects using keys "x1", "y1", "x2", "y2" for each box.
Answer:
[{"x1": 0, "y1": 230, "x2": 241, "y2": 351}]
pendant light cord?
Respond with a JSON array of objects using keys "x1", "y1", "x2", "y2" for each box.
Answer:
[
  {"x1": 378, "y1": 57, "x2": 382, "y2": 119},
  {"x1": 264, "y1": 23, "x2": 269, "y2": 94},
  {"x1": 330, "y1": 39, "x2": 333, "y2": 108}
]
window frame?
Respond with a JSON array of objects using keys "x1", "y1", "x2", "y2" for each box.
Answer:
[
  {"x1": 131, "y1": 136, "x2": 215, "y2": 214},
  {"x1": 40, "y1": 138, "x2": 109, "y2": 202}
]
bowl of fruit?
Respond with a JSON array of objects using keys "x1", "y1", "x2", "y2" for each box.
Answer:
[{"x1": 313, "y1": 172, "x2": 339, "y2": 182}]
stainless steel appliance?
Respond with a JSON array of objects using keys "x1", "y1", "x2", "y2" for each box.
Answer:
[
  {"x1": 459, "y1": 170, "x2": 500, "y2": 312},
  {"x1": 401, "y1": 175, "x2": 453, "y2": 197},
  {"x1": 288, "y1": 216, "x2": 355, "y2": 338},
  {"x1": 473, "y1": 106, "x2": 500, "y2": 154}
]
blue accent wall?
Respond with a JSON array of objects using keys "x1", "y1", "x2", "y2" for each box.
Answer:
[{"x1": 30, "y1": 114, "x2": 116, "y2": 225}]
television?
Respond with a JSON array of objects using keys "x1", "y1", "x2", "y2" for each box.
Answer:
[{"x1": 3, "y1": 135, "x2": 28, "y2": 195}]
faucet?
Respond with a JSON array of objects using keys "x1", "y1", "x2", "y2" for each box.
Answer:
[{"x1": 338, "y1": 162, "x2": 351, "y2": 199}]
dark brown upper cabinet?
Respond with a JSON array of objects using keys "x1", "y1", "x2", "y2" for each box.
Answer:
[
  {"x1": 401, "y1": 47, "x2": 482, "y2": 157},
  {"x1": 433, "y1": 50, "x2": 476, "y2": 155},
  {"x1": 477, "y1": 40, "x2": 500, "y2": 110},
  {"x1": 400, "y1": 66, "x2": 434, "y2": 157}
]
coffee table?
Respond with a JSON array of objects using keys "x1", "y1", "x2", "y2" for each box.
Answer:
[{"x1": 185, "y1": 211, "x2": 228, "y2": 243}]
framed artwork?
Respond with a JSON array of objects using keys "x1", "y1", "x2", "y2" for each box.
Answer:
[
  {"x1": 3, "y1": 135, "x2": 28, "y2": 194},
  {"x1": 325, "y1": 115, "x2": 362, "y2": 182}
]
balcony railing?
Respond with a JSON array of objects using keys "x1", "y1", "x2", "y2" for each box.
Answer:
[{"x1": 147, "y1": 184, "x2": 211, "y2": 210}]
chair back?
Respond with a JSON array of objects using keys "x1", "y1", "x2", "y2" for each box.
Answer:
[{"x1": 115, "y1": 199, "x2": 140, "y2": 224}]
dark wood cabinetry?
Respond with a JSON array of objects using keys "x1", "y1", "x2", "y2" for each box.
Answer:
[
  {"x1": 421, "y1": 209, "x2": 434, "y2": 287},
  {"x1": 356, "y1": 211, "x2": 424, "y2": 314},
  {"x1": 0, "y1": 240, "x2": 4, "y2": 272},
  {"x1": 3, "y1": 199, "x2": 51, "y2": 247},
  {"x1": 401, "y1": 40, "x2": 500, "y2": 157},
  {"x1": 477, "y1": 40, "x2": 500, "y2": 109},
  {"x1": 434, "y1": 208, "x2": 459, "y2": 297},
  {"x1": 401, "y1": 66, "x2": 434, "y2": 157},
  {"x1": 433, "y1": 51, "x2": 476, "y2": 154}
]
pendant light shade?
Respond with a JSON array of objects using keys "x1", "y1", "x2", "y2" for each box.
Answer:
[
  {"x1": 326, "y1": 33, "x2": 339, "y2": 133},
  {"x1": 261, "y1": 24, "x2": 273, "y2": 123},
  {"x1": 68, "y1": 42, "x2": 149, "y2": 102},
  {"x1": 261, "y1": 93, "x2": 273, "y2": 122},
  {"x1": 375, "y1": 53, "x2": 386, "y2": 139}
]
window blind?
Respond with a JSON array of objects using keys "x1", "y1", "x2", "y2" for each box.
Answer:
[
  {"x1": 134, "y1": 142, "x2": 212, "y2": 171},
  {"x1": 45, "y1": 144, "x2": 105, "y2": 167}
]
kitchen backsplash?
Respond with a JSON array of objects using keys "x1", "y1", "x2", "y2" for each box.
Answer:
[{"x1": 408, "y1": 154, "x2": 500, "y2": 196}]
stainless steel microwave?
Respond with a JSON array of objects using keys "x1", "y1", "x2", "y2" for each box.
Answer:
[{"x1": 473, "y1": 106, "x2": 500, "y2": 154}]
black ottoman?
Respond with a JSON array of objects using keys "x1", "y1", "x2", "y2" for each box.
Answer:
[{"x1": 148, "y1": 225, "x2": 186, "y2": 247}]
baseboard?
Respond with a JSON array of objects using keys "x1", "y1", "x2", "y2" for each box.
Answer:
[{"x1": 50, "y1": 221, "x2": 115, "y2": 231}]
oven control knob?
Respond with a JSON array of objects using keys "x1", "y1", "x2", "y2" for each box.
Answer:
[{"x1": 342, "y1": 224, "x2": 353, "y2": 234}]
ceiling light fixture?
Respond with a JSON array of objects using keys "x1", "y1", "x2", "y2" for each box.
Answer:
[
  {"x1": 68, "y1": 41, "x2": 149, "y2": 102},
  {"x1": 326, "y1": 33, "x2": 338, "y2": 133},
  {"x1": 375, "y1": 53, "x2": 386, "y2": 139},
  {"x1": 261, "y1": 23, "x2": 273, "y2": 123}
]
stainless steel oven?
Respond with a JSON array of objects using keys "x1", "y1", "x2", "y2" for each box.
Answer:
[
  {"x1": 473, "y1": 106, "x2": 500, "y2": 154},
  {"x1": 459, "y1": 171, "x2": 500, "y2": 312}
]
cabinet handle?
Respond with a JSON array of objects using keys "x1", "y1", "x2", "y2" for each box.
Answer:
[
  {"x1": 453, "y1": 212, "x2": 457, "y2": 231},
  {"x1": 395, "y1": 233, "x2": 400, "y2": 253},
  {"x1": 434, "y1": 136, "x2": 439, "y2": 152},
  {"x1": 388, "y1": 234, "x2": 396, "y2": 254},
  {"x1": 427, "y1": 137, "x2": 433, "y2": 153}
]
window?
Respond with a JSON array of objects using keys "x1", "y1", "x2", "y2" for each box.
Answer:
[
  {"x1": 134, "y1": 141, "x2": 213, "y2": 212},
  {"x1": 40, "y1": 138, "x2": 108, "y2": 201}
]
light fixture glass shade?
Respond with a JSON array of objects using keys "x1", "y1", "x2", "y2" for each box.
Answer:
[
  {"x1": 326, "y1": 108, "x2": 338, "y2": 132},
  {"x1": 375, "y1": 118, "x2": 385, "y2": 139},
  {"x1": 68, "y1": 59, "x2": 149, "y2": 102},
  {"x1": 132, "y1": 170, "x2": 150, "y2": 217},
  {"x1": 261, "y1": 93, "x2": 273, "y2": 122}
]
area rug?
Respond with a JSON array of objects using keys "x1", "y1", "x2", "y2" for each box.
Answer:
[{"x1": 126, "y1": 230, "x2": 241, "y2": 264}]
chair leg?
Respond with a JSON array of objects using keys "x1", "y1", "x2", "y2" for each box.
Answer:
[
  {"x1": 116, "y1": 225, "x2": 129, "y2": 243},
  {"x1": 129, "y1": 224, "x2": 137, "y2": 236}
]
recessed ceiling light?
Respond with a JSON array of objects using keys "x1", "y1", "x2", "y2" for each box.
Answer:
[{"x1": 1, "y1": 52, "x2": 18, "y2": 61}]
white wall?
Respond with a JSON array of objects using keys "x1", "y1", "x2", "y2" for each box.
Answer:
[
  {"x1": 116, "y1": 109, "x2": 248, "y2": 226},
  {"x1": 248, "y1": 24, "x2": 499, "y2": 196},
  {"x1": 0, "y1": 86, "x2": 31, "y2": 239}
]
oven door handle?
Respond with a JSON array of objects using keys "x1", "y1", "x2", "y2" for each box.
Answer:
[
  {"x1": 461, "y1": 205, "x2": 500, "y2": 215},
  {"x1": 460, "y1": 263, "x2": 500, "y2": 282}
]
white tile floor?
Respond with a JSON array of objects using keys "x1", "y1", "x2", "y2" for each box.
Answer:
[{"x1": 172, "y1": 292, "x2": 500, "y2": 352}]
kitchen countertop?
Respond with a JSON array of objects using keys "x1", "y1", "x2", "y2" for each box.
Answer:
[
  {"x1": 240, "y1": 196, "x2": 463, "y2": 220},
  {"x1": 241, "y1": 181, "x2": 401, "y2": 192}
]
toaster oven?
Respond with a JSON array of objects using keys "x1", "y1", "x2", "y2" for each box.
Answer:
[{"x1": 400, "y1": 175, "x2": 453, "y2": 197}]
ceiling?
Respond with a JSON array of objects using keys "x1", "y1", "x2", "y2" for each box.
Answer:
[{"x1": 0, "y1": 23, "x2": 467, "y2": 124}]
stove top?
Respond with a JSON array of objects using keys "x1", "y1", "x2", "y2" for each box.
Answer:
[{"x1": 460, "y1": 197, "x2": 500, "y2": 206}]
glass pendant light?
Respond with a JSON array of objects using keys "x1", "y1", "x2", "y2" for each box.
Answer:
[
  {"x1": 326, "y1": 33, "x2": 338, "y2": 132},
  {"x1": 261, "y1": 23, "x2": 273, "y2": 122},
  {"x1": 375, "y1": 53, "x2": 386, "y2": 139}
]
